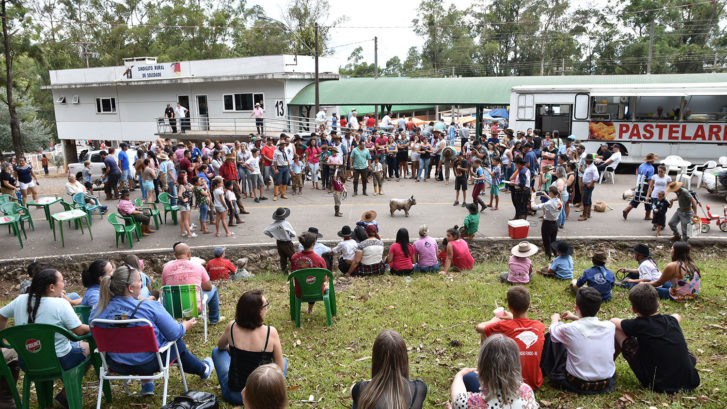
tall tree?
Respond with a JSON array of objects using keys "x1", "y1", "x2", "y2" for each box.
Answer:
[{"x1": 282, "y1": 0, "x2": 345, "y2": 56}]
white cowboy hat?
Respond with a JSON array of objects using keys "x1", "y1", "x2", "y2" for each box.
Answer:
[{"x1": 511, "y1": 241, "x2": 538, "y2": 257}]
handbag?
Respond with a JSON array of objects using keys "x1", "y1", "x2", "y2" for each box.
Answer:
[{"x1": 160, "y1": 391, "x2": 218, "y2": 409}]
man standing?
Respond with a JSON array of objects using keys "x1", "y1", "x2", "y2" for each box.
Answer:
[
  {"x1": 175, "y1": 103, "x2": 189, "y2": 133},
  {"x1": 219, "y1": 153, "x2": 249, "y2": 221},
  {"x1": 261, "y1": 137, "x2": 276, "y2": 189},
  {"x1": 623, "y1": 153, "x2": 657, "y2": 221},
  {"x1": 164, "y1": 104, "x2": 177, "y2": 133},
  {"x1": 349, "y1": 140, "x2": 372, "y2": 196},
  {"x1": 452, "y1": 151, "x2": 470, "y2": 207},
  {"x1": 272, "y1": 139, "x2": 291, "y2": 201},
  {"x1": 118, "y1": 143, "x2": 132, "y2": 190},
  {"x1": 459, "y1": 123, "x2": 471, "y2": 151},
  {"x1": 159, "y1": 152, "x2": 177, "y2": 205},
  {"x1": 100, "y1": 150, "x2": 121, "y2": 200},
  {"x1": 251, "y1": 102, "x2": 264, "y2": 135},
  {"x1": 667, "y1": 181, "x2": 697, "y2": 242},
  {"x1": 579, "y1": 154, "x2": 599, "y2": 221},
  {"x1": 162, "y1": 243, "x2": 222, "y2": 324},
  {"x1": 315, "y1": 107, "x2": 327, "y2": 128}
]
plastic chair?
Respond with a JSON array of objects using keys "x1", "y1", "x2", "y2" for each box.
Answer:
[
  {"x1": 0, "y1": 323, "x2": 108, "y2": 409},
  {"x1": 107, "y1": 213, "x2": 139, "y2": 248},
  {"x1": 598, "y1": 166, "x2": 615, "y2": 184},
  {"x1": 91, "y1": 318, "x2": 188, "y2": 408},
  {"x1": 287, "y1": 268, "x2": 337, "y2": 327},
  {"x1": 158, "y1": 192, "x2": 179, "y2": 225},
  {"x1": 72, "y1": 193, "x2": 102, "y2": 225},
  {"x1": 134, "y1": 198, "x2": 161, "y2": 230},
  {"x1": 160, "y1": 285, "x2": 208, "y2": 343},
  {"x1": 0, "y1": 194, "x2": 14, "y2": 205},
  {"x1": 719, "y1": 156, "x2": 727, "y2": 167},
  {"x1": 688, "y1": 161, "x2": 717, "y2": 190},
  {"x1": 1, "y1": 202, "x2": 34, "y2": 234},
  {"x1": 73, "y1": 305, "x2": 92, "y2": 325},
  {"x1": 118, "y1": 212, "x2": 143, "y2": 238},
  {"x1": 0, "y1": 352, "x2": 21, "y2": 409}
]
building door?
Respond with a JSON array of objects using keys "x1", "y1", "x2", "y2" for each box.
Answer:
[
  {"x1": 178, "y1": 95, "x2": 190, "y2": 131},
  {"x1": 196, "y1": 95, "x2": 209, "y2": 130},
  {"x1": 536, "y1": 104, "x2": 571, "y2": 136}
]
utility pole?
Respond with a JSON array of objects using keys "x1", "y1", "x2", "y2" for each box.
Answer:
[
  {"x1": 314, "y1": 23, "x2": 320, "y2": 114},
  {"x1": 374, "y1": 36, "x2": 378, "y2": 121},
  {"x1": 647, "y1": 19, "x2": 655, "y2": 74}
]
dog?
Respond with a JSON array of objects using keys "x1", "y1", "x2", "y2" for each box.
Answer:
[{"x1": 390, "y1": 195, "x2": 416, "y2": 217}]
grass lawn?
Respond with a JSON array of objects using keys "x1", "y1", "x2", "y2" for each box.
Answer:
[{"x1": 7, "y1": 247, "x2": 727, "y2": 408}]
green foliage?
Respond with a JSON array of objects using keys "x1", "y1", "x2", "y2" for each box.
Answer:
[{"x1": 0, "y1": 87, "x2": 51, "y2": 152}]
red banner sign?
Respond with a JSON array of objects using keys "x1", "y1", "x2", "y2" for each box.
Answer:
[{"x1": 589, "y1": 121, "x2": 727, "y2": 142}]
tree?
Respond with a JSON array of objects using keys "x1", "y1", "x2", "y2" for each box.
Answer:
[
  {"x1": 282, "y1": 0, "x2": 345, "y2": 56},
  {"x1": 0, "y1": 87, "x2": 51, "y2": 153},
  {"x1": 339, "y1": 46, "x2": 375, "y2": 76},
  {"x1": 384, "y1": 56, "x2": 402, "y2": 76}
]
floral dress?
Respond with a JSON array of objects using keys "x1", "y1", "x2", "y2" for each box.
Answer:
[
  {"x1": 452, "y1": 384, "x2": 539, "y2": 409},
  {"x1": 668, "y1": 262, "x2": 701, "y2": 302}
]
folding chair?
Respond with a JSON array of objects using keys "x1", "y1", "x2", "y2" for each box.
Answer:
[
  {"x1": 288, "y1": 268, "x2": 337, "y2": 327},
  {"x1": 160, "y1": 285, "x2": 208, "y2": 343},
  {"x1": 91, "y1": 318, "x2": 188, "y2": 408}
]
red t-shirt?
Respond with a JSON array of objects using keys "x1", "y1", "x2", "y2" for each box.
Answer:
[
  {"x1": 366, "y1": 117, "x2": 376, "y2": 128},
  {"x1": 261, "y1": 145, "x2": 275, "y2": 167},
  {"x1": 340, "y1": 118, "x2": 347, "y2": 127},
  {"x1": 375, "y1": 137, "x2": 388, "y2": 154},
  {"x1": 291, "y1": 250, "x2": 327, "y2": 298},
  {"x1": 388, "y1": 243, "x2": 414, "y2": 271},
  {"x1": 483, "y1": 318, "x2": 545, "y2": 389},
  {"x1": 205, "y1": 257, "x2": 236, "y2": 280}
]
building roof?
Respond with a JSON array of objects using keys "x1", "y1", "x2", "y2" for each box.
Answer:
[{"x1": 289, "y1": 73, "x2": 727, "y2": 106}]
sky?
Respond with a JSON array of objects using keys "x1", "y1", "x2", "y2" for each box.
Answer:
[{"x1": 247, "y1": 0, "x2": 478, "y2": 69}]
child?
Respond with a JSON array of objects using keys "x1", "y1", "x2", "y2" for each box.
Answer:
[
  {"x1": 332, "y1": 171, "x2": 346, "y2": 217},
  {"x1": 462, "y1": 202, "x2": 479, "y2": 240},
  {"x1": 471, "y1": 158, "x2": 487, "y2": 212},
  {"x1": 263, "y1": 207, "x2": 297, "y2": 273},
  {"x1": 320, "y1": 145, "x2": 331, "y2": 190},
  {"x1": 333, "y1": 225, "x2": 357, "y2": 273},
  {"x1": 224, "y1": 180, "x2": 240, "y2": 227},
  {"x1": 488, "y1": 156, "x2": 501, "y2": 210},
  {"x1": 372, "y1": 155, "x2": 384, "y2": 195},
  {"x1": 245, "y1": 148, "x2": 266, "y2": 203},
  {"x1": 611, "y1": 284, "x2": 700, "y2": 393},
  {"x1": 212, "y1": 177, "x2": 232, "y2": 237},
  {"x1": 651, "y1": 190, "x2": 671, "y2": 236},
  {"x1": 501, "y1": 241, "x2": 537, "y2": 284},
  {"x1": 291, "y1": 154, "x2": 303, "y2": 195},
  {"x1": 539, "y1": 241, "x2": 574, "y2": 280},
  {"x1": 192, "y1": 176, "x2": 210, "y2": 234},
  {"x1": 437, "y1": 237, "x2": 449, "y2": 267},
  {"x1": 82, "y1": 160, "x2": 93, "y2": 191},
  {"x1": 475, "y1": 286, "x2": 545, "y2": 390},
  {"x1": 572, "y1": 251, "x2": 615, "y2": 301}
]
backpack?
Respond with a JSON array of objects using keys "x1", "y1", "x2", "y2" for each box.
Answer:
[{"x1": 160, "y1": 391, "x2": 218, "y2": 409}]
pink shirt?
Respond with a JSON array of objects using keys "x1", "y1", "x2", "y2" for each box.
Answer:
[
  {"x1": 413, "y1": 236, "x2": 438, "y2": 268},
  {"x1": 161, "y1": 259, "x2": 210, "y2": 310},
  {"x1": 117, "y1": 199, "x2": 135, "y2": 216},
  {"x1": 449, "y1": 239, "x2": 474, "y2": 271},
  {"x1": 253, "y1": 107, "x2": 264, "y2": 119},
  {"x1": 174, "y1": 148, "x2": 185, "y2": 163},
  {"x1": 508, "y1": 255, "x2": 532, "y2": 284},
  {"x1": 306, "y1": 146, "x2": 321, "y2": 164},
  {"x1": 327, "y1": 155, "x2": 342, "y2": 166}
]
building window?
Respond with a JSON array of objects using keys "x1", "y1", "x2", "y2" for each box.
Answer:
[
  {"x1": 95, "y1": 97, "x2": 116, "y2": 113},
  {"x1": 223, "y1": 93, "x2": 264, "y2": 111},
  {"x1": 517, "y1": 94, "x2": 534, "y2": 120}
]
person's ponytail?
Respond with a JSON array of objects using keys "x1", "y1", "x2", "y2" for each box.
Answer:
[{"x1": 96, "y1": 275, "x2": 114, "y2": 316}]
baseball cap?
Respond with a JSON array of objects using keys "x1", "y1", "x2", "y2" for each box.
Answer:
[{"x1": 214, "y1": 247, "x2": 225, "y2": 257}]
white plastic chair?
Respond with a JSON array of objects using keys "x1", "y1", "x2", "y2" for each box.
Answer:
[
  {"x1": 599, "y1": 166, "x2": 616, "y2": 184},
  {"x1": 688, "y1": 161, "x2": 717, "y2": 190},
  {"x1": 90, "y1": 318, "x2": 188, "y2": 408},
  {"x1": 718, "y1": 156, "x2": 727, "y2": 167}
]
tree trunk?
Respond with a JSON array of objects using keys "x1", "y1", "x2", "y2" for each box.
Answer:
[{"x1": 1, "y1": 0, "x2": 22, "y2": 159}]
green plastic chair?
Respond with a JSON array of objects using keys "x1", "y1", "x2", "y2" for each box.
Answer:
[
  {"x1": 107, "y1": 213, "x2": 139, "y2": 248},
  {"x1": 73, "y1": 305, "x2": 92, "y2": 325},
  {"x1": 287, "y1": 268, "x2": 337, "y2": 327},
  {"x1": 134, "y1": 198, "x2": 161, "y2": 230},
  {"x1": 72, "y1": 193, "x2": 101, "y2": 225},
  {"x1": 59, "y1": 200, "x2": 83, "y2": 230},
  {"x1": 161, "y1": 285, "x2": 208, "y2": 343},
  {"x1": 158, "y1": 192, "x2": 179, "y2": 225},
  {"x1": 0, "y1": 194, "x2": 14, "y2": 205},
  {"x1": 0, "y1": 351, "x2": 21, "y2": 409},
  {"x1": 0, "y1": 323, "x2": 111, "y2": 409},
  {"x1": 1, "y1": 202, "x2": 34, "y2": 234}
]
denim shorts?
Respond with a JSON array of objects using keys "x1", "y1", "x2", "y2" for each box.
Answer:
[
  {"x1": 121, "y1": 169, "x2": 131, "y2": 182},
  {"x1": 58, "y1": 342, "x2": 87, "y2": 370},
  {"x1": 179, "y1": 203, "x2": 191, "y2": 212}
]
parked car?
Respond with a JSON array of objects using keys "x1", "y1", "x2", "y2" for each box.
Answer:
[{"x1": 68, "y1": 149, "x2": 138, "y2": 190}]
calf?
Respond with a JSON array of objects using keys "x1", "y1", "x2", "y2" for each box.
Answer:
[{"x1": 389, "y1": 195, "x2": 417, "y2": 217}]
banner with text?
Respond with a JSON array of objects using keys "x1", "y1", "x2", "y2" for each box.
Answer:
[
  {"x1": 121, "y1": 62, "x2": 184, "y2": 80},
  {"x1": 589, "y1": 121, "x2": 727, "y2": 143}
]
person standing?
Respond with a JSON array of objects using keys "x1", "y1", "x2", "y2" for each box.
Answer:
[
  {"x1": 13, "y1": 156, "x2": 39, "y2": 203},
  {"x1": 305, "y1": 135, "x2": 322, "y2": 190},
  {"x1": 251, "y1": 103, "x2": 264, "y2": 135},
  {"x1": 349, "y1": 140, "x2": 372, "y2": 196},
  {"x1": 219, "y1": 154, "x2": 249, "y2": 221},
  {"x1": 261, "y1": 137, "x2": 276, "y2": 190},
  {"x1": 41, "y1": 154, "x2": 49, "y2": 176},
  {"x1": 510, "y1": 157, "x2": 531, "y2": 220},
  {"x1": 118, "y1": 143, "x2": 132, "y2": 190},
  {"x1": 164, "y1": 104, "x2": 177, "y2": 133},
  {"x1": 175, "y1": 103, "x2": 189, "y2": 133},
  {"x1": 623, "y1": 153, "x2": 658, "y2": 221},
  {"x1": 272, "y1": 142, "x2": 291, "y2": 201},
  {"x1": 100, "y1": 150, "x2": 121, "y2": 200},
  {"x1": 578, "y1": 155, "x2": 599, "y2": 221},
  {"x1": 263, "y1": 207, "x2": 296, "y2": 274},
  {"x1": 532, "y1": 186, "x2": 563, "y2": 258},
  {"x1": 452, "y1": 152, "x2": 469, "y2": 207},
  {"x1": 667, "y1": 182, "x2": 698, "y2": 242}
]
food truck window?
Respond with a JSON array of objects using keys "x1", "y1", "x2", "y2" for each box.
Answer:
[
  {"x1": 517, "y1": 94, "x2": 534, "y2": 120},
  {"x1": 635, "y1": 96, "x2": 681, "y2": 121},
  {"x1": 683, "y1": 95, "x2": 727, "y2": 122},
  {"x1": 574, "y1": 93, "x2": 589, "y2": 120},
  {"x1": 591, "y1": 96, "x2": 633, "y2": 120}
]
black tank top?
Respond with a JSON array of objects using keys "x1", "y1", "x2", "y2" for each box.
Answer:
[{"x1": 228, "y1": 323, "x2": 275, "y2": 392}]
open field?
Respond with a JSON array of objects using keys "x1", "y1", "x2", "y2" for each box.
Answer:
[{"x1": 3, "y1": 246, "x2": 727, "y2": 408}]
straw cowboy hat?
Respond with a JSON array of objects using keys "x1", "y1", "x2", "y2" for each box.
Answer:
[
  {"x1": 157, "y1": 153, "x2": 169, "y2": 161},
  {"x1": 361, "y1": 210, "x2": 377, "y2": 222},
  {"x1": 272, "y1": 207, "x2": 290, "y2": 221},
  {"x1": 329, "y1": 147, "x2": 339, "y2": 154},
  {"x1": 225, "y1": 153, "x2": 236, "y2": 161},
  {"x1": 643, "y1": 153, "x2": 659, "y2": 162},
  {"x1": 511, "y1": 241, "x2": 538, "y2": 257},
  {"x1": 666, "y1": 181, "x2": 683, "y2": 193}
]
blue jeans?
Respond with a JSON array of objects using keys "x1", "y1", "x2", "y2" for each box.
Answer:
[
  {"x1": 558, "y1": 192, "x2": 569, "y2": 227},
  {"x1": 199, "y1": 204, "x2": 208, "y2": 224},
  {"x1": 413, "y1": 263, "x2": 440, "y2": 272},
  {"x1": 656, "y1": 281, "x2": 673, "y2": 299},
  {"x1": 582, "y1": 184, "x2": 594, "y2": 206},
  {"x1": 275, "y1": 166, "x2": 289, "y2": 186},
  {"x1": 463, "y1": 372, "x2": 481, "y2": 392},
  {"x1": 212, "y1": 348, "x2": 288, "y2": 405},
  {"x1": 139, "y1": 175, "x2": 147, "y2": 200},
  {"x1": 167, "y1": 178, "x2": 177, "y2": 205},
  {"x1": 108, "y1": 338, "x2": 206, "y2": 377},
  {"x1": 418, "y1": 158, "x2": 430, "y2": 180},
  {"x1": 58, "y1": 342, "x2": 87, "y2": 370},
  {"x1": 204, "y1": 285, "x2": 221, "y2": 323}
]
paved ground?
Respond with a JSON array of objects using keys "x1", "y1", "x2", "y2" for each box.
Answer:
[{"x1": 2, "y1": 171, "x2": 726, "y2": 260}]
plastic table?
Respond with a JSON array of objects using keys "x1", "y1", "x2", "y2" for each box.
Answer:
[
  {"x1": 51, "y1": 209, "x2": 93, "y2": 248},
  {"x1": 0, "y1": 214, "x2": 23, "y2": 248},
  {"x1": 27, "y1": 196, "x2": 62, "y2": 229}
]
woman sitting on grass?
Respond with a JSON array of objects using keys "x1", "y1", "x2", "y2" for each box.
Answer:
[
  {"x1": 352, "y1": 329, "x2": 428, "y2": 409},
  {"x1": 647, "y1": 241, "x2": 701, "y2": 301},
  {"x1": 449, "y1": 334, "x2": 537, "y2": 409},
  {"x1": 439, "y1": 226, "x2": 475, "y2": 274},
  {"x1": 387, "y1": 228, "x2": 416, "y2": 276},
  {"x1": 212, "y1": 290, "x2": 286, "y2": 405}
]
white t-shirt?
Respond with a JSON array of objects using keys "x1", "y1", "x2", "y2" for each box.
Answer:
[
  {"x1": 650, "y1": 174, "x2": 672, "y2": 198},
  {"x1": 381, "y1": 115, "x2": 391, "y2": 127},
  {"x1": 638, "y1": 259, "x2": 661, "y2": 281},
  {"x1": 549, "y1": 317, "x2": 616, "y2": 381},
  {"x1": 175, "y1": 106, "x2": 187, "y2": 118},
  {"x1": 333, "y1": 240, "x2": 358, "y2": 261},
  {"x1": 246, "y1": 156, "x2": 261, "y2": 175},
  {"x1": 0, "y1": 295, "x2": 81, "y2": 356},
  {"x1": 607, "y1": 151, "x2": 622, "y2": 169}
]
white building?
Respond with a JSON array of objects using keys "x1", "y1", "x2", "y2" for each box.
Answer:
[{"x1": 45, "y1": 55, "x2": 339, "y2": 143}]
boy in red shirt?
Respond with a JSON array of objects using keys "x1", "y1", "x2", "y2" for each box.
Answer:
[
  {"x1": 206, "y1": 247, "x2": 237, "y2": 280},
  {"x1": 291, "y1": 232, "x2": 328, "y2": 314},
  {"x1": 473, "y1": 286, "x2": 545, "y2": 390}
]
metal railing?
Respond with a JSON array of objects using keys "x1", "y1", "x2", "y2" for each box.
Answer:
[{"x1": 155, "y1": 115, "x2": 326, "y2": 137}]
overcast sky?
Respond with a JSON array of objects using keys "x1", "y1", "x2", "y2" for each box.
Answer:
[{"x1": 248, "y1": 0, "x2": 477, "y2": 69}]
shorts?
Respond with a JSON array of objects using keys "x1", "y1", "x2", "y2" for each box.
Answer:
[
  {"x1": 121, "y1": 169, "x2": 131, "y2": 182},
  {"x1": 373, "y1": 172, "x2": 383, "y2": 187},
  {"x1": 18, "y1": 180, "x2": 35, "y2": 190},
  {"x1": 397, "y1": 151, "x2": 408, "y2": 163},
  {"x1": 490, "y1": 184, "x2": 500, "y2": 196},
  {"x1": 214, "y1": 204, "x2": 227, "y2": 213},
  {"x1": 334, "y1": 192, "x2": 342, "y2": 206},
  {"x1": 454, "y1": 177, "x2": 468, "y2": 191},
  {"x1": 249, "y1": 173, "x2": 264, "y2": 189},
  {"x1": 292, "y1": 173, "x2": 303, "y2": 187},
  {"x1": 58, "y1": 342, "x2": 86, "y2": 370},
  {"x1": 107, "y1": 173, "x2": 121, "y2": 189},
  {"x1": 142, "y1": 180, "x2": 154, "y2": 191},
  {"x1": 179, "y1": 203, "x2": 191, "y2": 212}
]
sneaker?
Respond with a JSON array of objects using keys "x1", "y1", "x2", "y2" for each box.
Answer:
[
  {"x1": 140, "y1": 382, "x2": 155, "y2": 396},
  {"x1": 189, "y1": 233, "x2": 198, "y2": 238},
  {"x1": 260, "y1": 196, "x2": 268, "y2": 200},
  {"x1": 461, "y1": 202, "x2": 466, "y2": 207},
  {"x1": 453, "y1": 201, "x2": 459, "y2": 206},
  {"x1": 181, "y1": 233, "x2": 187, "y2": 237},
  {"x1": 254, "y1": 197, "x2": 260, "y2": 203},
  {"x1": 201, "y1": 357, "x2": 214, "y2": 380},
  {"x1": 190, "y1": 224, "x2": 197, "y2": 231}
]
